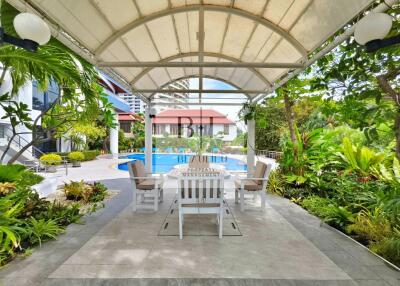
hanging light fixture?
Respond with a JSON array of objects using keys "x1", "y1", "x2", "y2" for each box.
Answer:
[
  {"x1": 354, "y1": 12, "x2": 399, "y2": 53},
  {"x1": 0, "y1": 12, "x2": 51, "y2": 52}
]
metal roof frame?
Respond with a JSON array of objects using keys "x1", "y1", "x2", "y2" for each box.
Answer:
[{"x1": 6, "y1": 0, "x2": 398, "y2": 106}]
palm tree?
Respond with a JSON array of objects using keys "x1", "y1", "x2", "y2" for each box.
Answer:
[{"x1": 0, "y1": 2, "x2": 107, "y2": 164}]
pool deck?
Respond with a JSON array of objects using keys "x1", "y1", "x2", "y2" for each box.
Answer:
[{"x1": 1, "y1": 175, "x2": 399, "y2": 286}]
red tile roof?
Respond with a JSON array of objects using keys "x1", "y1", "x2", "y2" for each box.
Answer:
[
  {"x1": 118, "y1": 113, "x2": 143, "y2": 121},
  {"x1": 152, "y1": 109, "x2": 234, "y2": 125}
]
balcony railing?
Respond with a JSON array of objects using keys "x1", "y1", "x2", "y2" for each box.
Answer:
[{"x1": 256, "y1": 150, "x2": 283, "y2": 160}]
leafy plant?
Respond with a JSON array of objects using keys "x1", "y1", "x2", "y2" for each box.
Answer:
[
  {"x1": 379, "y1": 156, "x2": 400, "y2": 185},
  {"x1": 40, "y1": 154, "x2": 62, "y2": 166},
  {"x1": 68, "y1": 151, "x2": 85, "y2": 162},
  {"x1": 0, "y1": 164, "x2": 26, "y2": 183},
  {"x1": 266, "y1": 170, "x2": 285, "y2": 196},
  {"x1": 24, "y1": 218, "x2": 64, "y2": 246},
  {"x1": 35, "y1": 202, "x2": 82, "y2": 226},
  {"x1": 0, "y1": 194, "x2": 26, "y2": 262},
  {"x1": 372, "y1": 229, "x2": 400, "y2": 266},
  {"x1": 17, "y1": 171, "x2": 44, "y2": 187},
  {"x1": 88, "y1": 182, "x2": 107, "y2": 203},
  {"x1": 301, "y1": 196, "x2": 354, "y2": 230},
  {"x1": 347, "y1": 208, "x2": 391, "y2": 244},
  {"x1": 0, "y1": 182, "x2": 16, "y2": 196},
  {"x1": 63, "y1": 180, "x2": 92, "y2": 202},
  {"x1": 339, "y1": 137, "x2": 385, "y2": 177},
  {"x1": 81, "y1": 150, "x2": 100, "y2": 161}
]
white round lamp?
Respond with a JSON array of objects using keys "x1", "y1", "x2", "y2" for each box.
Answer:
[
  {"x1": 353, "y1": 12, "x2": 400, "y2": 53},
  {"x1": 13, "y1": 13, "x2": 51, "y2": 46}
]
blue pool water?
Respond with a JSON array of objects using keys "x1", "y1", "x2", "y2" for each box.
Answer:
[{"x1": 118, "y1": 153, "x2": 247, "y2": 173}]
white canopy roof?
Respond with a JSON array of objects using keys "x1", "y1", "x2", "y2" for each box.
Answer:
[{"x1": 8, "y1": 0, "x2": 385, "y2": 102}]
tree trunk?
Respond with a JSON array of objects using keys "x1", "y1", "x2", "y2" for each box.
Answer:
[
  {"x1": 7, "y1": 140, "x2": 35, "y2": 164},
  {"x1": 283, "y1": 93, "x2": 297, "y2": 145},
  {"x1": 395, "y1": 113, "x2": 400, "y2": 160},
  {"x1": 0, "y1": 134, "x2": 16, "y2": 164},
  {"x1": 377, "y1": 72, "x2": 400, "y2": 159}
]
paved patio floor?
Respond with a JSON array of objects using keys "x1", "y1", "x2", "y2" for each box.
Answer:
[{"x1": 0, "y1": 177, "x2": 399, "y2": 286}]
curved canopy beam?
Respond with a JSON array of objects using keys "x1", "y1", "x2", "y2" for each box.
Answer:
[
  {"x1": 145, "y1": 75, "x2": 252, "y2": 100},
  {"x1": 130, "y1": 52, "x2": 272, "y2": 88},
  {"x1": 94, "y1": 4, "x2": 308, "y2": 58}
]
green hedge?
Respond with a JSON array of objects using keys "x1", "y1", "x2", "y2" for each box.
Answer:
[
  {"x1": 82, "y1": 150, "x2": 100, "y2": 161},
  {"x1": 55, "y1": 150, "x2": 100, "y2": 162}
]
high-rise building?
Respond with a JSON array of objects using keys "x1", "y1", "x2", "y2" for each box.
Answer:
[
  {"x1": 118, "y1": 93, "x2": 144, "y2": 114},
  {"x1": 118, "y1": 79, "x2": 189, "y2": 113},
  {"x1": 154, "y1": 79, "x2": 189, "y2": 112}
]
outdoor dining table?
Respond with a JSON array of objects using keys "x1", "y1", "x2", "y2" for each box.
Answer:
[{"x1": 166, "y1": 163, "x2": 232, "y2": 179}]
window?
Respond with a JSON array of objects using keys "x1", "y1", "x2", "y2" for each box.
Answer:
[
  {"x1": 170, "y1": 124, "x2": 179, "y2": 135},
  {"x1": 153, "y1": 124, "x2": 165, "y2": 135},
  {"x1": 120, "y1": 122, "x2": 131, "y2": 133},
  {"x1": 224, "y1": 124, "x2": 229, "y2": 135},
  {"x1": 32, "y1": 80, "x2": 60, "y2": 111}
]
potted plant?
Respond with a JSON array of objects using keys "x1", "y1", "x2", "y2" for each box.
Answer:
[
  {"x1": 39, "y1": 153, "x2": 62, "y2": 173},
  {"x1": 68, "y1": 151, "x2": 85, "y2": 167}
]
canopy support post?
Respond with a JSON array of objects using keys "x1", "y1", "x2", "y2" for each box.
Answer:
[
  {"x1": 247, "y1": 119, "x2": 255, "y2": 174},
  {"x1": 145, "y1": 105, "x2": 153, "y2": 173},
  {"x1": 110, "y1": 110, "x2": 119, "y2": 159}
]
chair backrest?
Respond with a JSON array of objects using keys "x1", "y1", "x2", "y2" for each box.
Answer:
[
  {"x1": 253, "y1": 161, "x2": 273, "y2": 187},
  {"x1": 128, "y1": 160, "x2": 147, "y2": 185},
  {"x1": 189, "y1": 155, "x2": 209, "y2": 168},
  {"x1": 178, "y1": 172, "x2": 224, "y2": 205}
]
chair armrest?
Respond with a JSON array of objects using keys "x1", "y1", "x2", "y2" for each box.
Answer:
[
  {"x1": 235, "y1": 176, "x2": 269, "y2": 182},
  {"x1": 130, "y1": 175, "x2": 164, "y2": 182},
  {"x1": 130, "y1": 176, "x2": 155, "y2": 180}
]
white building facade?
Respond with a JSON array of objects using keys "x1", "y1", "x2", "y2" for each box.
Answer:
[{"x1": 0, "y1": 69, "x2": 131, "y2": 163}]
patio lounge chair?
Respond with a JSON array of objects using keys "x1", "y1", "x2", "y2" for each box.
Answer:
[
  {"x1": 178, "y1": 172, "x2": 225, "y2": 239},
  {"x1": 189, "y1": 155, "x2": 209, "y2": 168},
  {"x1": 235, "y1": 161, "x2": 272, "y2": 212},
  {"x1": 128, "y1": 160, "x2": 163, "y2": 212}
]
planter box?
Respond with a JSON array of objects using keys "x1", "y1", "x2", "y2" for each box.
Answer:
[
  {"x1": 46, "y1": 165, "x2": 57, "y2": 173},
  {"x1": 72, "y1": 161, "x2": 81, "y2": 167}
]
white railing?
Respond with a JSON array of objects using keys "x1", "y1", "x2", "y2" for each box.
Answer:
[
  {"x1": 3, "y1": 126, "x2": 45, "y2": 159},
  {"x1": 256, "y1": 150, "x2": 283, "y2": 160}
]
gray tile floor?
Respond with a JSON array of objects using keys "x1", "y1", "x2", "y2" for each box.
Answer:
[{"x1": 0, "y1": 178, "x2": 399, "y2": 286}]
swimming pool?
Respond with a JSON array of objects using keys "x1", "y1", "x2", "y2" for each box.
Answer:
[{"x1": 118, "y1": 153, "x2": 247, "y2": 173}]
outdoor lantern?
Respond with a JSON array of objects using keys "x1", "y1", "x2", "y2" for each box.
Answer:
[
  {"x1": 354, "y1": 12, "x2": 400, "y2": 53},
  {"x1": 149, "y1": 107, "x2": 157, "y2": 118},
  {"x1": 0, "y1": 12, "x2": 51, "y2": 52}
]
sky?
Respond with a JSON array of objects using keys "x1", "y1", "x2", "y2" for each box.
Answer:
[{"x1": 188, "y1": 78, "x2": 247, "y2": 129}]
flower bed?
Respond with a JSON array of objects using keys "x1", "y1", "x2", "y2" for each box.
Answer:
[{"x1": 0, "y1": 165, "x2": 111, "y2": 266}]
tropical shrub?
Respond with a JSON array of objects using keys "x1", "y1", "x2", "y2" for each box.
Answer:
[
  {"x1": 63, "y1": 180, "x2": 108, "y2": 203},
  {"x1": 40, "y1": 154, "x2": 62, "y2": 166},
  {"x1": 339, "y1": 137, "x2": 385, "y2": 177},
  {"x1": 68, "y1": 151, "x2": 85, "y2": 162},
  {"x1": 0, "y1": 182, "x2": 16, "y2": 196},
  {"x1": 266, "y1": 170, "x2": 285, "y2": 196},
  {"x1": 63, "y1": 180, "x2": 92, "y2": 202},
  {"x1": 88, "y1": 182, "x2": 108, "y2": 203},
  {"x1": 0, "y1": 164, "x2": 26, "y2": 182},
  {"x1": 81, "y1": 150, "x2": 100, "y2": 161},
  {"x1": 372, "y1": 230, "x2": 400, "y2": 266},
  {"x1": 0, "y1": 167, "x2": 107, "y2": 266},
  {"x1": 17, "y1": 171, "x2": 44, "y2": 187},
  {"x1": 24, "y1": 218, "x2": 64, "y2": 246},
  {"x1": 347, "y1": 209, "x2": 391, "y2": 244},
  {"x1": 35, "y1": 202, "x2": 81, "y2": 226}
]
